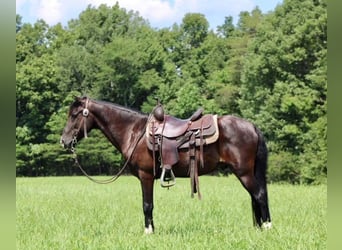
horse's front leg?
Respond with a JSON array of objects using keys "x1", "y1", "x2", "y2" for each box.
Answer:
[{"x1": 139, "y1": 171, "x2": 155, "y2": 234}]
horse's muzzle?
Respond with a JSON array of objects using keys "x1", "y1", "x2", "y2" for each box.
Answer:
[
  {"x1": 60, "y1": 136, "x2": 74, "y2": 149},
  {"x1": 60, "y1": 136, "x2": 68, "y2": 149}
]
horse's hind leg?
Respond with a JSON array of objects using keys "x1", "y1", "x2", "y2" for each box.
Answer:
[
  {"x1": 251, "y1": 197, "x2": 262, "y2": 226},
  {"x1": 238, "y1": 174, "x2": 271, "y2": 229}
]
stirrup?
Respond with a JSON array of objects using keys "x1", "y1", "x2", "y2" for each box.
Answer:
[{"x1": 160, "y1": 168, "x2": 176, "y2": 188}]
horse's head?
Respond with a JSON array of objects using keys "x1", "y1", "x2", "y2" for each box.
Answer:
[{"x1": 60, "y1": 96, "x2": 93, "y2": 151}]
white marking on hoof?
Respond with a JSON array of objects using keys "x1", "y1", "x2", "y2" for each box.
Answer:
[
  {"x1": 144, "y1": 224, "x2": 154, "y2": 234},
  {"x1": 261, "y1": 221, "x2": 272, "y2": 230}
]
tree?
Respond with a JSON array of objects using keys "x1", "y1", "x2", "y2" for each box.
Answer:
[
  {"x1": 16, "y1": 20, "x2": 61, "y2": 142},
  {"x1": 181, "y1": 13, "x2": 209, "y2": 48},
  {"x1": 217, "y1": 16, "x2": 235, "y2": 38},
  {"x1": 16, "y1": 14, "x2": 22, "y2": 33},
  {"x1": 239, "y1": 0, "x2": 327, "y2": 183},
  {"x1": 95, "y1": 29, "x2": 165, "y2": 108}
]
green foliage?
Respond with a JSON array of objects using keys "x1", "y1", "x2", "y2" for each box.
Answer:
[
  {"x1": 181, "y1": 13, "x2": 209, "y2": 48},
  {"x1": 217, "y1": 16, "x2": 235, "y2": 38},
  {"x1": 268, "y1": 151, "x2": 300, "y2": 184},
  {"x1": 16, "y1": 1, "x2": 326, "y2": 183},
  {"x1": 239, "y1": 0, "x2": 326, "y2": 183},
  {"x1": 299, "y1": 116, "x2": 327, "y2": 184}
]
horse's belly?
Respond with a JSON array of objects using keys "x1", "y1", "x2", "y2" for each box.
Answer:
[{"x1": 173, "y1": 148, "x2": 220, "y2": 177}]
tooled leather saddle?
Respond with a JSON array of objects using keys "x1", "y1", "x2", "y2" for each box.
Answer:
[{"x1": 146, "y1": 102, "x2": 219, "y2": 198}]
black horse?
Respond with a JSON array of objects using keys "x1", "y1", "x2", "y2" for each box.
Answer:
[{"x1": 60, "y1": 96, "x2": 271, "y2": 234}]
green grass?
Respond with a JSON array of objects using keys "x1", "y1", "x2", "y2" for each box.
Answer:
[{"x1": 16, "y1": 176, "x2": 326, "y2": 249}]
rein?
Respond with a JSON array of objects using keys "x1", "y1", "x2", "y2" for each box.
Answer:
[
  {"x1": 72, "y1": 148, "x2": 129, "y2": 184},
  {"x1": 70, "y1": 100, "x2": 148, "y2": 184}
]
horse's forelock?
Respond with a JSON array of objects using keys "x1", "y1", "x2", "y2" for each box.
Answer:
[{"x1": 68, "y1": 97, "x2": 83, "y2": 116}]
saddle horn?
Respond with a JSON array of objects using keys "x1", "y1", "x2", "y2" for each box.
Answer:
[{"x1": 152, "y1": 98, "x2": 165, "y2": 122}]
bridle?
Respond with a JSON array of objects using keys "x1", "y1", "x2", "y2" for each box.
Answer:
[
  {"x1": 69, "y1": 98, "x2": 147, "y2": 184},
  {"x1": 72, "y1": 98, "x2": 90, "y2": 144}
]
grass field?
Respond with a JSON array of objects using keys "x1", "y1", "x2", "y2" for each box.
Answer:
[{"x1": 16, "y1": 176, "x2": 326, "y2": 249}]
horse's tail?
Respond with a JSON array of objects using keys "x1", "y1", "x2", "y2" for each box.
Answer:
[
  {"x1": 253, "y1": 126, "x2": 272, "y2": 227},
  {"x1": 254, "y1": 126, "x2": 268, "y2": 187}
]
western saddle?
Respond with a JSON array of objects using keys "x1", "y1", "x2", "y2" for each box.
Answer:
[{"x1": 146, "y1": 102, "x2": 219, "y2": 198}]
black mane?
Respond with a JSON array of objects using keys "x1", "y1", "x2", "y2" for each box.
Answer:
[{"x1": 93, "y1": 99, "x2": 148, "y2": 118}]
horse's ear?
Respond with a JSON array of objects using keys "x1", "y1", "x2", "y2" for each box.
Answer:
[
  {"x1": 77, "y1": 96, "x2": 86, "y2": 102},
  {"x1": 72, "y1": 96, "x2": 83, "y2": 106},
  {"x1": 154, "y1": 96, "x2": 162, "y2": 105},
  {"x1": 72, "y1": 95, "x2": 80, "y2": 101}
]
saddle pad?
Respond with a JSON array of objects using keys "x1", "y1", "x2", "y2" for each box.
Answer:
[{"x1": 178, "y1": 115, "x2": 219, "y2": 148}]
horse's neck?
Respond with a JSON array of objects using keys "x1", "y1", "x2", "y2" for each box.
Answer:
[{"x1": 91, "y1": 101, "x2": 147, "y2": 157}]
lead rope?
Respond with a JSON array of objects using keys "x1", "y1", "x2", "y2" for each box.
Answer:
[{"x1": 72, "y1": 117, "x2": 148, "y2": 184}]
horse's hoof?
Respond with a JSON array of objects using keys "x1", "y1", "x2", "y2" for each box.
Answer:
[
  {"x1": 261, "y1": 221, "x2": 272, "y2": 230},
  {"x1": 144, "y1": 225, "x2": 154, "y2": 234}
]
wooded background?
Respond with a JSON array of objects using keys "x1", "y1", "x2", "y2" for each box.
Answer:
[{"x1": 16, "y1": 0, "x2": 327, "y2": 184}]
